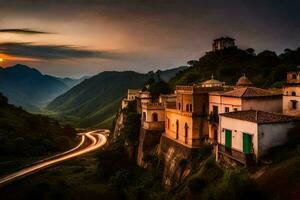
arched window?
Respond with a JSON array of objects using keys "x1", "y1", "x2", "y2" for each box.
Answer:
[
  {"x1": 152, "y1": 113, "x2": 158, "y2": 122},
  {"x1": 176, "y1": 120, "x2": 179, "y2": 139},
  {"x1": 202, "y1": 104, "x2": 206, "y2": 114},
  {"x1": 292, "y1": 91, "x2": 296, "y2": 96},
  {"x1": 184, "y1": 123, "x2": 189, "y2": 144},
  {"x1": 186, "y1": 104, "x2": 189, "y2": 112}
]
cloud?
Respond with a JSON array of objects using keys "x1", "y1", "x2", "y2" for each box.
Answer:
[
  {"x1": 0, "y1": 28, "x2": 52, "y2": 34},
  {"x1": 0, "y1": 42, "x2": 119, "y2": 60}
]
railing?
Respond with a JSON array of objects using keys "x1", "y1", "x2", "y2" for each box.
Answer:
[
  {"x1": 165, "y1": 102, "x2": 176, "y2": 109},
  {"x1": 218, "y1": 144, "x2": 254, "y2": 165},
  {"x1": 142, "y1": 121, "x2": 165, "y2": 130}
]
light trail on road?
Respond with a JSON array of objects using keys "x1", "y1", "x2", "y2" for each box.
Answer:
[{"x1": 0, "y1": 130, "x2": 108, "y2": 186}]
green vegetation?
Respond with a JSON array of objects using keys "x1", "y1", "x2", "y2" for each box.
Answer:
[
  {"x1": 0, "y1": 93, "x2": 76, "y2": 162},
  {"x1": 170, "y1": 47, "x2": 300, "y2": 87},
  {"x1": 147, "y1": 78, "x2": 172, "y2": 100}
]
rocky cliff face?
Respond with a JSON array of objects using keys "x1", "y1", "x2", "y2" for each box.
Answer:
[
  {"x1": 157, "y1": 135, "x2": 200, "y2": 189},
  {"x1": 112, "y1": 100, "x2": 201, "y2": 189},
  {"x1": 112, "y1": 108, "x2": 124, "y2": 141}
]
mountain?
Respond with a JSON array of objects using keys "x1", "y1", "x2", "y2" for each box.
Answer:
[
  {"x1": 47, "y1": 66, "x2": 185, "y2": 128},
  {"x1": 170, "y1": 47, "x2": 300, "y2": 87},
  {"x1": 0, "y1": 64, "x2": 84, "y2": 112},
  {"x1": 53, "y1": 76, "x2": 90, "y2": 88},
  {"x1": 0, "y1": 93, "x2": 76, "y2": 161},
  {"x1": 158, "y1": 66, "x2": 187, "y2": 82}
]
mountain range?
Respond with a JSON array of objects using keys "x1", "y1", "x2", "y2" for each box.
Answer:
[
  {"x1": 0, "y1": 64, "x2": 86, "y2": 112},
  {"x1": 47, "y1": 67, "x2": 186, "y2": 128}
]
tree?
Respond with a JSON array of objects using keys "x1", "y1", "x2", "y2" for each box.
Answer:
[{"x1": 246, "y1": 48, "x2": 255, "y2": 56}]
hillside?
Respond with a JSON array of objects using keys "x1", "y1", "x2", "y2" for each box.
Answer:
[
  {"x1": 0, "y1": 64, "x2": 84, "y2": 112},
  {"x1": 0, "y1": 93, "x2": 76, "y2": 161},
  {"x1": 170, "y1": 47, "x2": 300, "y2": 87},
  {"x1": 47, "y1": 67, "x2": 185, "y2": 128}
]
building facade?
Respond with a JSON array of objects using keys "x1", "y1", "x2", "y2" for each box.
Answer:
[
  {"x1": 208, "y1": 86, "x2": 282, "y2": 142},
  {"x1": 164, "y1": 85, "x2": 224, "y2": 148},
  {"x1": 283, "y1": 71, "x2": 300, "y2": 116},
  {"x1": 217, "y1": 110, "x2": 300, "y2": 165}
]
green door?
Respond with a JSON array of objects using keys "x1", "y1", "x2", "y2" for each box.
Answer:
[
  {"x1": 225, "y1": 129, "x2": 232, "y2": 148},
  {"x1": 243, "y1": 133, "x2": 252, "y2": 154}
]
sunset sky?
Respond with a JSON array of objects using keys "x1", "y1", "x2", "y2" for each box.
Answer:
[{"x1": 0, "y1": 0, "x2": 300, "y2": 77}]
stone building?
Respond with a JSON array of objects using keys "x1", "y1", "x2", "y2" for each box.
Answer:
[
  {"x1": 137, "y1": 102, "x2": 165, "y2": 167},
  {"x1": 283, "y1": 71, "x2": 300, "y2": 116},
  {"x1": 163, "y1": 84, "x2": 224, "y2": 148},
  {"x1": 208, "y1": 76, "x2": 282, "y2": 142},
  {"x1": 212, "y1": 37, "x2": 236, "y2": 51},
  {"x1": 216, "y1": 110, "x2": 300, "y2": 165}
]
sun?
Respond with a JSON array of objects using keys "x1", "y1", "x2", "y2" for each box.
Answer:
[{"x1": 0, "y1": 58, "x2": 3, "y2": 62}]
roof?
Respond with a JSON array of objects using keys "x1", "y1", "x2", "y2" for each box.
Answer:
[
  {"x1": 201, "y1": 75, "x2": 223, "y2": 85},
  {"x1": 220, "y1": 110, "x2": 300, "y2": 124},
  {"x1": 214, "y1": 37, "x2": 235, "y2": 42},
  {"x1": 221, "y1": 87, "x2": 281, "y2": 98},
  {"x1": 236, "y1": 74, "x2": 253, "y2": 86}
]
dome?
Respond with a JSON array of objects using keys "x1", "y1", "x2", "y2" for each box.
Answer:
[
  {"x1": 201, "y1": 74, "x2": 224, "y2": 87},
  {"x1": 236, "y1": 74, "x2": 253, "y2": 87}
]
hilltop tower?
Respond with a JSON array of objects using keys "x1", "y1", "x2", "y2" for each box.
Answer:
[{"x1": 212, "y1": 36, "x2": 235, "y2": 51}]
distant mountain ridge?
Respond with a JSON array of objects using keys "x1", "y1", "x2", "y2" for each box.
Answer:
[
  {"x1": 0, "y1": 64, "x2": 85, "y2": 112},
  {"x1": 47, "y1": 66, "x2": 186, "y2": 128}
]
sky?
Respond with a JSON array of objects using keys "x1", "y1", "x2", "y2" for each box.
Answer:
[{"x1": 0, "y1": 0, "x2": 300, "y2": 77}]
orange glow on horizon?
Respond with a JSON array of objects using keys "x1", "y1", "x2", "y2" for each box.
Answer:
[{"x1": 0, "y1": 54, "x2": 41, "y2": 64}]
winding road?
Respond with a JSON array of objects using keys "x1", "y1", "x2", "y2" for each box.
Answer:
[{"x1": 0, "y1": 130, "x2": 108, "y2": 187}]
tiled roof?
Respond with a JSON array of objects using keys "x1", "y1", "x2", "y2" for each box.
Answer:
[
  {"x1": 220, "y1": 110, "x2": 300, "y2": 124},
  {"x1": 221, "y1": 87, "x2": 281, "y2": 98}
]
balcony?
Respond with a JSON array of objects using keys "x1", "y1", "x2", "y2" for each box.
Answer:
[
  {"x1": 218, "y1": 144, "x2": 254, "y2": 165},
  {"x1": 142, "y1": 121, "x2": 165, "y2": 130},
  {"x1": 208, "y1": 112, "x2": 219, "y2": 123}
]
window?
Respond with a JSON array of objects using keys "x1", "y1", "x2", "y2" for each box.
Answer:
[
  {"x1": 142, "y1": 112, "x2": 146, "y2": 121},
  {"x1": 184, "y1": 123, "x2": 189, "y2": 144},
  {"x1": 213, "y1": 106, "x2": 218, "y2": 114},
  {"x1": 233, "y1": 108, "x2": 238, "y2": 112},
  {"x1": 178, "y1": 103, "x2": 181, "y2": 110},
  {"x1": 152, "y1": 113, "x2": 158, "y2": 122},
  {"x1": 225, "y1": 107, "x2": 230, "y2": 113},
  {"x1": 292, "y1": 74, "x2": 297, "y2": 79},
  {"x1": 186, "y1": 104, "x2": 189, "y2": 112},
  {"x1": 167, "y1": 118, "x2": 170, "y2": 129},
  {"x1": 292, "y1": 91, "x2": 296, "y2": 96},
  {"x1": 292, "y1": 100, "x2": 298, "y2": 109},
  {"x1": 190, "y1": 104, "x2": 193, "y2": 112},
  {"x1": 176, "y1": 120, "x2": 179, "y2": 139}
]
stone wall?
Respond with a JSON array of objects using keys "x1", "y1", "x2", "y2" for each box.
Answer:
[
  {"x1": 137, "y1": 128, "x2": 163, "y2": 168},
  {"x1": 158, "y1": 135, "x2": 199, "y2": 189}
]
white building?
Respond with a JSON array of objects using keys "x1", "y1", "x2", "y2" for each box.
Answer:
[
  {"x1": 217, "y1": 110, "x2": 300, "y2": 165},
  {"x1": 208, "y1": 86, "x2": 282, "y2": 142}
]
